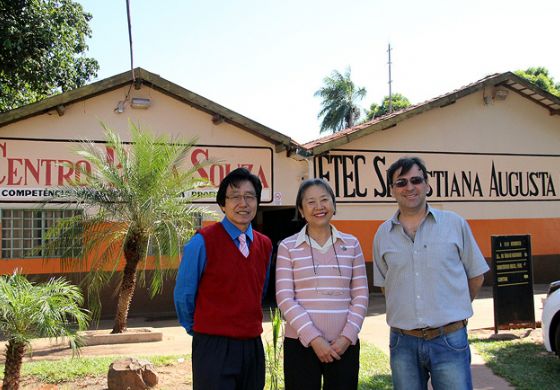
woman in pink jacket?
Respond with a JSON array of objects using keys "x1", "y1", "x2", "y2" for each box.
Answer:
[{"x1": 275, "y1": 178, "x2": 369, "y2": 389}]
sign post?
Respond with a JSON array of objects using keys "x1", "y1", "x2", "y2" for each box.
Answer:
[{"x1": 491, "y1": 235, "x2": 535, "y2": 333}]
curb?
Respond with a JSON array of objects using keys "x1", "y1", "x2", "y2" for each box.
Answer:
[{"x1": 82, "y1": 328, "x2": 163, "y2": 346}]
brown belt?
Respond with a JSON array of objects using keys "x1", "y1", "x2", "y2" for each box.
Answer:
[{"x1": 391, "y1": 320, "x2": 467, "y2": 340}]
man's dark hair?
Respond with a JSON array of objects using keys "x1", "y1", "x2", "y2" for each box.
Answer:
[
  {"x1": 387, "y1": 156, "x2": 429, "y2": 187},
  {"x1": 295, "y1": 178, "x2": 336, "y2": 218},
  {"x1": 216, "y1": 168, "x2": 263, "y2": 206}
]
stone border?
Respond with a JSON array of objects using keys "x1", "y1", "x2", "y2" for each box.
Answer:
[{"x1": 81, "y1": 328, "x2": 163, "y2": 346}]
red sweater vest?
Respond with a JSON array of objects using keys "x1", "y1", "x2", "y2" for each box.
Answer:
[{"x1": 193, "y1": 223, "x2": 272, "y2": 338}]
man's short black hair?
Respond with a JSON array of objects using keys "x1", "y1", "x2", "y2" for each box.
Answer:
[
  {"x1": 387, "y1": 156, "x2": 429, "y2": 187},
  {"x1": 216, "y1": 168, "x2": 263, "y2": 207}
]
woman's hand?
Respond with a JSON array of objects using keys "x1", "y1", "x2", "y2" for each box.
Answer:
[
  {"x1": 309, "y1": 336, "x2": 341, "y2": 363},
  {"x1": 330, "y1": 336, "x2": 351, "y2": 356}
]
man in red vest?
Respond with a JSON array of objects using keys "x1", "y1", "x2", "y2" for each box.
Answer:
[{"x1": 174, "y1": 167, "x2": 272, "y2": 390}]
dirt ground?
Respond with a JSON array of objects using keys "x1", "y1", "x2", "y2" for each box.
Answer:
[
  {"x1": 19, "y1": 360, "x2": 193, "y2": 390},
  {"x1": 16, "y1": 328, "x2": 543, "y2": 389},
  {"x1": 469, "y1": 326, "x2": 543, "y2": 344}
]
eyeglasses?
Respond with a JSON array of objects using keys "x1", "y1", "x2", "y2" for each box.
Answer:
[
  {"x1": 226, "y1": 194, "x2": 258, "y2": 203},
  {"x1": 392, "y1": 176, "x2": 425, "y2": 188},
  {"x1": 306, "y1": 226, "x2": 344, "y2": 296}
]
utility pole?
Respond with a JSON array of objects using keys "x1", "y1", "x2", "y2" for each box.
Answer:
[{"x1": 387, "y1": 43, "x2": 393, "y2": 114}]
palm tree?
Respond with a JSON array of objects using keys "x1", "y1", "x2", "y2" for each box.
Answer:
[
  {"x1": 314, "y1": 67, "x2": 366, "y2": 134},
  {"x1": 44, "y1": 122, "x2": 211, "y2": 333},
  {"x1": 0, "y1": 272, "x2": 90, "y2": 390}
]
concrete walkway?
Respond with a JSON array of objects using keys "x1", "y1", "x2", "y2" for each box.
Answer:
[{"x1": 25, "y1": 286, "x2": 549, "y2": 389}]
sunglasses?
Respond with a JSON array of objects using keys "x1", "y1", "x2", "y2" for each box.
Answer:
[{"x1": 392, "y1": 176, "x2": 426, "y2": 188}]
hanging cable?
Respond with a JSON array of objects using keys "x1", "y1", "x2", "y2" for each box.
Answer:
[
  {"x1": 126, "y1": 0, "x2": 135, "y2": 82},
  {"x1": 114, "y1": 0, "x2": 140, "y2": 112}
]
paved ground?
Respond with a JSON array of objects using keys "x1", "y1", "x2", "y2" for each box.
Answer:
[{"x1": 24, "y1": 285, "x2": 549, "y2": 389}]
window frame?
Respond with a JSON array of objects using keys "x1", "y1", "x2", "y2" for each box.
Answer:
[{"x1": 1, "y1": 208, "x2": 83, "y2": 259}]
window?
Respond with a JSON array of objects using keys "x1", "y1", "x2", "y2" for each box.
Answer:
[{"x1": 1, "y1": 209, "x2": 83, "y2": 259}]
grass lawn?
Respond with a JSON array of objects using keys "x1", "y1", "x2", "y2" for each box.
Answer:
[
  {"x1": 0, "y1": 342, "x2": 392, "y2": 389},
  {"x1": 357, "y1": 343, "x2": 392, "y2": 389},
  {"x1": 5, "y1": 336, "x2": 558, "y2": 389},
  {"x1": 13, "y1": 355, "x2": 181, "y2": 383},
  {"x1": 470, "y1": 336, "x2": 560, "y2": 390}
]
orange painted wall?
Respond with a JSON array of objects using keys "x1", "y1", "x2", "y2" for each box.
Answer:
[
  {"x1": 331, "y1": 220, "x2": 382, "y2": 262},
  {"x1": 468, "y1": 218, "x2": 560, "y2": 257},
  {"x1": 0, "y1": 258, "x2": 70, "y2": 275},
  {"x1": 0, "y1": 220, "x2": 216, "y2": 276},
  {"x1": 0, "y1": 254, "x2": 173, "y2": 276},
  {"x1": 3, "y1": 217, "x2": 558, "y2": 274}
]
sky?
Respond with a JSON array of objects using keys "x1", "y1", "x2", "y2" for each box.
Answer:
[{"x1": 78, "y1": 0, "x2": 560, "y2": 143}]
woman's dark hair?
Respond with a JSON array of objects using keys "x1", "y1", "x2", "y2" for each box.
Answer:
[
  {"x1": 216, "y1": 168, "x2": 263, "y2": 206},
  {"x1": 295, "y1": 178, "x2": 336, "y2": 219},
  {"x1": 387, "y1": 156, "x2": 429, "y2": 186}
]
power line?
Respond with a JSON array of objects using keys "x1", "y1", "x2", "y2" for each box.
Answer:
[
  {"x1": 126, "y1": 0, "x2": 135, "y2": 81},
  {"x1": 387, "y1": 43, "x2": 393, "y2": 114}
]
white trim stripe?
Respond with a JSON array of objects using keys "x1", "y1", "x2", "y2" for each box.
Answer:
[
  {"x1": 289, "y1": 312, "x2": 307, "y2": 325},
  {"x1": 283, "y1": 306, "x2": 297, "y2": 315},
  {"x1": 306, "y1": 309, "x2": 350, "y2": 314},
  {"x1": 348, "y1": 312, "x2": 365, "y2": 320},
  {"x1": 296, "y1": 298, "x2": 352, "y2": 302},
  {"x1": 296, "y1": 321, "x2": 312, "y2": 334},
  {"x1": 277, "y1": 298, "x2": 291, "y2": 306}
]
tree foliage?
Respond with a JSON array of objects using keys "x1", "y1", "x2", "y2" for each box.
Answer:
[
  {"x1": 365, "y1": 93, "x2": 411, "y2": 121},
  {"x1": 515, "y1": 67, "x2": 560, "y2": 97},
  {"x1": 43, "y1": 123, "x2": 213, "y2": 333},
  {"x1": 0, "y1": 272, "x2": 89, "y2": 390},
  {"x1": 0, "y1": 0, "x2": 99, "y2": 111},
  {"x1": 314, "y1": 68, "x2": 366, "y2": 134}
]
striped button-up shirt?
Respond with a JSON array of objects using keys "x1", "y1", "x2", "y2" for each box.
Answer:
[{"x1": 276, "y1": 225, "x2": 369, "y2": 346}]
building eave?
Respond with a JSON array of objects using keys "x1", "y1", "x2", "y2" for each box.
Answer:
[{"x1": 0, "y1": 68, "x2": 300, "y2": 154}]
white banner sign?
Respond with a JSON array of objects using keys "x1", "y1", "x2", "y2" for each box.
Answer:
[
  {"x1": 0, "y1": 139, "x2": 273, "y2": 202},
  {"x1": 315, "y1": 150, "x2": 560, "y2": 202}
]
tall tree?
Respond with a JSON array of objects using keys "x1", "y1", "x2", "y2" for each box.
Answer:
[
  {"x1": 0, "y1": 273, "x2": 89, "y2": 390},
  {"x1": 365, "y1": 93, "x2": 411, "y2": 121},
  {"x1": 45, "y1": 123, "x2": 212, "y2": 333},
  {"x1": 0, "y1": 0, "x2": 99, "y2": 111},
  {"x1": 314, "y1": 68, "x2": 366, "y2": 134},
  {"x1": 515, "y1": 67, "x2": 560, "y2": 97}
]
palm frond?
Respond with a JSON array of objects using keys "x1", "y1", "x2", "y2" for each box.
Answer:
[
  {"x1": 40, "y1": 123, "x2": 216, "y2": 324},
  {"x1": 315, "y1": 67, "x2": 367, "y2": 133},
  {"x1": 0, "y1": 273, "x2": 90, "y2": 355}
]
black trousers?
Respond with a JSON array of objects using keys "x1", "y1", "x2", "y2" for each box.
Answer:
[
  {"x1": 192, "y1": 332, "x2": 265, "y2": 390},
  {"x1": 283, "y1": 337, "x2": 360, "y2": 390}
]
